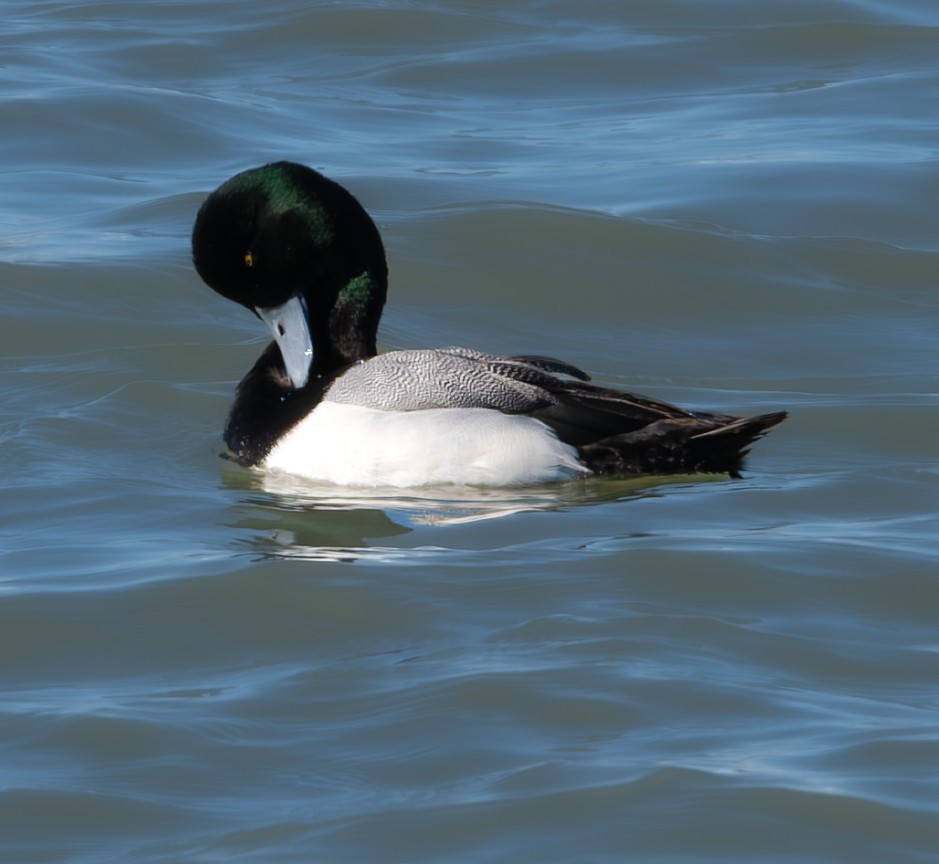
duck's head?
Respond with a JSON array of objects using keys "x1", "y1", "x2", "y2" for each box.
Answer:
[{"x1": 192, "y1": 161, "x2": 388, "y2": 389}]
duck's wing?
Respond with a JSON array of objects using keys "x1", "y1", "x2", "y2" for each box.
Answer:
[
  {"x1": 529, "y1": 376, "x2": 787, "y2": 475},
  {"x1": 325, "y1": 346, "x2": 728, "y2": 436},
  {"x1": 524, "y1": 378, "x2": 707, "y2": 446}
]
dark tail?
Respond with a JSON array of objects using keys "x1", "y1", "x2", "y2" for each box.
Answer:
[
  {"x1": 688, "y1": 410, "x2": 788, "y2": 478},
  {"x1": 580, "y1": 410, "x2": 788, "y2": 478}
]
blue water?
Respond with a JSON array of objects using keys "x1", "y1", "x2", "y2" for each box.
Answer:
[{"x1": 2, "y1": 2, "x2": 939, "y2": 862}]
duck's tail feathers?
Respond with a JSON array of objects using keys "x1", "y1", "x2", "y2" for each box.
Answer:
[{"x1": 579, "y1": 410, "x2": 788, "y2": 479}]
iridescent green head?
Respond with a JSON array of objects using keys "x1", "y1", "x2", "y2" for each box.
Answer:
[{"x1": 193, "y1": 162, "x2": 388, "y2": 383}]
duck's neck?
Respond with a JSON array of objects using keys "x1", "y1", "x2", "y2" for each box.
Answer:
[{"x1": 311, "y1": 270, "x2": 385, "y2": 376}]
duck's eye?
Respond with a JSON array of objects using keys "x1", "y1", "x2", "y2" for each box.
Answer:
[{"x1": 244, "y1": 251, "x2": 254, "y2": 268}]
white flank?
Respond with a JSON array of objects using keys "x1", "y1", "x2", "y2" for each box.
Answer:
[{"x1": 262, "y1": 402, "x2": 587, "y2": 487}]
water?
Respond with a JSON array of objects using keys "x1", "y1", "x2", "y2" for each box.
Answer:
[{"x1": 2, "y1": 1, "x2": 938, "y2": 861}]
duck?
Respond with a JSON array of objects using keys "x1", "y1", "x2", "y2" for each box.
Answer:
[{"x1": 192, "y1": 161, "x2": 786, "y2": 488}]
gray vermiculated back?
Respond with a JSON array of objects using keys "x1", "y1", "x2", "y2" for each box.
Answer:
[{"x1": 324, "y1": 347, "x2": 560, "y2": 412}]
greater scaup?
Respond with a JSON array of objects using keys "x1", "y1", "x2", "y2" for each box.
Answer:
[{"x1": 192, "y1": 161, "x2": 786, "y2": 487}]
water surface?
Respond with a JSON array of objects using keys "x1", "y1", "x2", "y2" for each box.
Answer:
[{"x1": 2, "y1": 2, "x2": 938, "y2": 862}]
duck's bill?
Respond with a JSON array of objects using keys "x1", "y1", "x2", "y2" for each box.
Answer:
[{"x1": 256, "y1": 295, "x2": 313, "y2": 389}]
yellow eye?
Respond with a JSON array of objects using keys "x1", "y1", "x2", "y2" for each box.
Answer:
[{"x1": 244, "y1": 251, "x2": 254, "y2": 268}]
